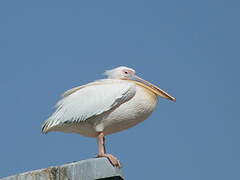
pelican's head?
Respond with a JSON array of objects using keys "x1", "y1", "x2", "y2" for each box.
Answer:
[
  {"x1": 104, "y1": 66, "x2": 136, "y2": 79},
  {"x1": 104, "y1": 66, "x2": 176, "y2": 101}
]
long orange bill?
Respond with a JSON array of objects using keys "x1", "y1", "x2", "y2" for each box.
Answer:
[{"x1": 126, "y1": 75, "x2": 176, "y2": 102}]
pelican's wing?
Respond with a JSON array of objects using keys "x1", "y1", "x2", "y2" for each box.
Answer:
[
  {"x1": 62, "y1": 79, "x2": 118, "y2": 97},
  {"x1": 42, "y1": 81, "x2": 136, "y2": 133}
]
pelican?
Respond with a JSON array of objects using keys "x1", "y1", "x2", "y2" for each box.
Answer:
[{"x1": 42, "y1": 66, "x2": 176, "y2": 167}]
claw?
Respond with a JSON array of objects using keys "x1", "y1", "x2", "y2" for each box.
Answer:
[{"x1": 98, "y1": 154, "x2": 121, "y2": 168}]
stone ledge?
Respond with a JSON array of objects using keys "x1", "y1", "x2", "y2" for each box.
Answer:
[{"x1": 1, "y1": 158, "x2": 124, "y2": 180}]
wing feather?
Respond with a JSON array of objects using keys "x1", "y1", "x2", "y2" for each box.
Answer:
[{"x1": 42, "y1": 80, "x2": 136, "y2": 133}]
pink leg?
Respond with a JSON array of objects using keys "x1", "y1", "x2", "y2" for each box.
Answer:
[{"x1": 97, "y1": 132, "x2": 121, "y2": 168}]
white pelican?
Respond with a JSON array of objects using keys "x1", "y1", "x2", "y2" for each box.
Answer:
[{"x1": 42, "y1": 66, "x2": 176, "y2": 167}]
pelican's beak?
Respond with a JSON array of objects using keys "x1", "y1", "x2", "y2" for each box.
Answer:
[{"x1": 125, "y1": 75, "x2": 176, "y2": 102}]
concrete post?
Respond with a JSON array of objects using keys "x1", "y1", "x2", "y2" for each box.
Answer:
[{"x1": 1, "y1": 158, "x2": 124, "y2": 180}]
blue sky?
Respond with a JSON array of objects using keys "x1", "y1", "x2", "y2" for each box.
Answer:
[{"x1": 0, "y1": 0, "x2": 239, "y2": 179}]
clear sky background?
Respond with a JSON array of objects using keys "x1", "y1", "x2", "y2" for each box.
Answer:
[{"x1": 0, "y1": 0, "x2": 239, "y2": 179}]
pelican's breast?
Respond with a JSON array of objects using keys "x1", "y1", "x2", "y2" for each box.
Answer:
[{"x1": 102, "y1": 84, "x2": 158, "y2": 135}]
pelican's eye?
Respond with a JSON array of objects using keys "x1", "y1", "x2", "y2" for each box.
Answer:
[{"x1": 124, "y1": 71, "x2": 128, "y2": 74}]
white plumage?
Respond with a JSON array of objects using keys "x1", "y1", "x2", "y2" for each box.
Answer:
[
  {"x1": 42, "y1": 66, "x2": 175, "y2": 167},
  {"x1": 42, "y1": 79, "x2": 138, "y2": 136}
]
